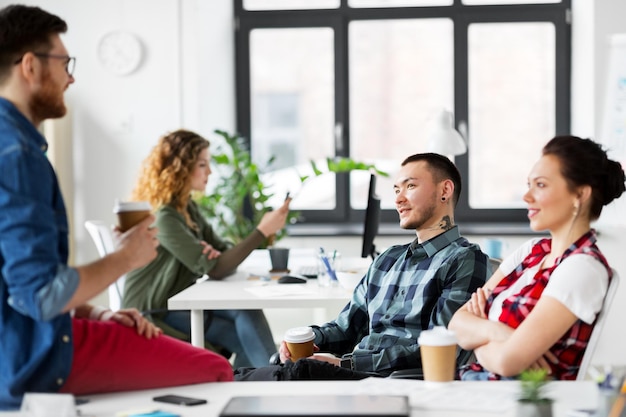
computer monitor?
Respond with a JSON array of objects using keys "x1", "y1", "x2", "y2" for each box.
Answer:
[{"x1": 361, "y1": 173, "x2": 381, "y2": 260}]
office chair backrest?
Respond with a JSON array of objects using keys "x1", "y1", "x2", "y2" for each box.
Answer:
[
  {"x1": 488, "y1": 258, "x2": 502, "y2": 275},
  {"x1": 577, "y1": 268, "x2": 620, "y2": 381},
  {"x1": 84, "y1": 220, "x2": 125, "y2": 311}
]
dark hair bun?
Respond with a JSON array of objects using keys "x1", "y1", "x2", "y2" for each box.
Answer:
[
  {"x1": 603, "y1": 159, "x2": 626, "y2": 205},
  {"x1": 543, "y1": 136, "x2": 626, "y2": 219}
]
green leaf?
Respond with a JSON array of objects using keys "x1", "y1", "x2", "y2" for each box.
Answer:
[
  {"x1": 518, "y1": 369, "x2": 551, "y2": 403},
  {"x1": 195, "y1": 129, "x2": 388, "y2": 247}
]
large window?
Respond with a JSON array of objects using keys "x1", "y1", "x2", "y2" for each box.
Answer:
[{"x1": 234, "y1": 0, "x2": 571, "y2": 232}]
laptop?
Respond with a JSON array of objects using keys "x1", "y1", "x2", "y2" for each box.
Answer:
[{"x1": 219, "y1": 395, "x2": 409, "y2": 417}]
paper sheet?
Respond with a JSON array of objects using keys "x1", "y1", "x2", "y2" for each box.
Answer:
[{"x1": 354, "y1": 378, "x2": 517, "y2": 413}]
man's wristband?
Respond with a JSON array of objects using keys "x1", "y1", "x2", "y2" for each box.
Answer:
[
  {"x1": 340, "y1": 354, "x2": 353, "y2": 370},
  {"x1": 89, "y1": 305, "x2": 112, "y2": 321}
]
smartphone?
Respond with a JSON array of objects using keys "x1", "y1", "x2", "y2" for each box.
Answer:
[{"x1": 153, "y1": 394, "x2": 207, "y2": 406}]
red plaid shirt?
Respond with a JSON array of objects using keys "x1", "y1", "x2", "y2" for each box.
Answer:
[{"x1": 460, "y1": 230, "x2": 611, "y2": 380}]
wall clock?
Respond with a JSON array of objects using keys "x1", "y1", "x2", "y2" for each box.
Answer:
[{"x1": 97, "y1": 31, "x2": 143, "y2": 76}]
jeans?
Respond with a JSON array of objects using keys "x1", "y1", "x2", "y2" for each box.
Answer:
[
  {"x1": 234, "y1": 359, "x2": 378, "y2": 381},
  {"x1": 460, "y1": 369, "x2": 516, "y2": 381},
  {"x1": 162, "y1": 309, "x2": 276, "y2": 368}
]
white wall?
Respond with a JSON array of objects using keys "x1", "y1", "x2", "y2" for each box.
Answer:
[
  {"x1": 2, "y1": 0, "x2": 625, "y2": 367},
  {"x1": 585, "y1": 0, "x2": 626, "y2": 367}
]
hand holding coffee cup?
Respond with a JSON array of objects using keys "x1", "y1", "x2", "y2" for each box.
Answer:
[
  {"x1": 283, "y1": 326, "x2": 315, "y2": 361},
  {"x1": 114, "y1": 200, "x2": 152, "y2": 232},
  {"x1": 115, "y1": 214, "x2": 159, "y2": 270},
  {"x1": 418, "y1": 326, "x2": 458, "y2": 382}
]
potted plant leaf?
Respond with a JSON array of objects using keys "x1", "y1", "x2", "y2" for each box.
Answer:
[
  {"x1": 517, "y1": 369, "x2": 553, "y2": 417},
  {"x1": 195, "y1": 129, "x2": 387, "y2": 248}
]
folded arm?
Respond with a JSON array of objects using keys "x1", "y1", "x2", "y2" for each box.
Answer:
[{"x1": 471, "y1": 296, "x2": 577, "y2": 376}]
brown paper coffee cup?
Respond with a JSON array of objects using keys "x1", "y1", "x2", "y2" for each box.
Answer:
[
  {"x1": 420, "y1": 344, "x2": 457, "y2": 382},
  {"x1": 284, "y1": 327, "x2": 315, "y2": 361},
  {"x1": 113, "y1": 201, "x2": 151, "y2": 232},
  {"x1": 418, "y1": 326, "x2": 458, "y2": 382}
]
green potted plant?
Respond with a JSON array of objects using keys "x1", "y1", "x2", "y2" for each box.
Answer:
[
  {"x1": 195, "y1": 129, "x2": 387, "y2": 247},
  {"x1": 517, "y1": 369, "x2": 553, "y2": 417}
]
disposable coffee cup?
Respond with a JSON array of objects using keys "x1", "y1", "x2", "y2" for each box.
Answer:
[
  {"x1": 284, "y1": 326, "x2": 315, "y2": 361},
  {"x1": 418, "y1": 326, "x2": 458, "y2": 382},
  {"x1": 113, "y1": 201, "x2": 151, "y2": 232}
]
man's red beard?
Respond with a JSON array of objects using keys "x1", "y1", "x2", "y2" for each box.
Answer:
[{"x1": 29, "y1": 68, "x2": 67, "y2": 121}]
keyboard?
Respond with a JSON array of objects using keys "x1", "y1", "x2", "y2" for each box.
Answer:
[{"x1": 297, "y1": 266, "x2": 319, "y2": 278}]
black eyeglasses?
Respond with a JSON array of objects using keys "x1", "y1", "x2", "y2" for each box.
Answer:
[{"x1": 14, "y1": 53, "x2": 76, "y2": 76}]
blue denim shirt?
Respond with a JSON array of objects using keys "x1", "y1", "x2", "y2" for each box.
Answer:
[{"x1": 0, "y1": 97, "x2": 80, "y2": 410}]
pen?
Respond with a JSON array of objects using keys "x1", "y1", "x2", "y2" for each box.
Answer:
[
  {"x1": 319, "y1": 247, "x2": 338, "y2": 282},
  {"x1": 285, "y1": 192, "x2": 290, "y2": 201}
]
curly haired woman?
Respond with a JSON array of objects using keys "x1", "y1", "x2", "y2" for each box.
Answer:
[{"x1": 123, "y1": 129, "x2": 291, "y2": 368}]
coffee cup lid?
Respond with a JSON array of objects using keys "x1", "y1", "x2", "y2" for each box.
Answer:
[
  {"x1": 113, "y1": 200, "x2": 151, "y2": 213},
  {"x1": 284, "y1": 326, "x2": 315, "y2": 343},
  {"x1": 418, "y1": 326, "x2": 457, "y2": 346}
]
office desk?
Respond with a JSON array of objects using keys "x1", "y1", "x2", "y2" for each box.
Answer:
[
  {"x1": 168, "y1": 249, "x2": 368, "y2": 347},
  {"x1": 65, "y1": 380, "x2": 598, "y2": 417}
]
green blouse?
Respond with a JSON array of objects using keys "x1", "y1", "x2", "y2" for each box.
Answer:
[{"x1": 122, "y1": 200, "x2": 264, "y2": 339}]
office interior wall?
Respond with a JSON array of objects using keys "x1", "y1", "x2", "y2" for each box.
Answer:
[
  {"x1": 588, "y1": 0, "x2": 626, "y2": 367},
  {"x1": 43, "y1": 113, "x2": 75, "y2": 265},
  {"x1": 1, "y1": 0, "x2": 624, "y2": 366}
]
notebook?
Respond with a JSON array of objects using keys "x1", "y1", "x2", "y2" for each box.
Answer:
[{"x1": 219, "y1": 395, "x2": 409, "y2": 417}]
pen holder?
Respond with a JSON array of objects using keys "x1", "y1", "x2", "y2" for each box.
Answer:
[
  {"x1": 269, "y1": 248, "x2": 290, "y2": 272},
  {"x1": 597, "y1": 388, "x2": 619, "y2": 417},
  {"x1": 317, "y1": 252, "x2": 341, "y2": 287}
]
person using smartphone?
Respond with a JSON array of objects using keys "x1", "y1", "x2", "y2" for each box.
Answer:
[{"x1": 122, "y1": 130, "x2": 291, "y2": 368}]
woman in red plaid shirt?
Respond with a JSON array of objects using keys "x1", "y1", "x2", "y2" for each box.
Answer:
[{"x1": 449, "y1": 136, "x2": 625, "y2": 380}]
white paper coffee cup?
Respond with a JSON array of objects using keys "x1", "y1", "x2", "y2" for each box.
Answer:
[
  {"x1": 418, "y1": 326, "x2": 458, "y2": 382},
  {"x1": 284, "y1": 326, "x2": 315, "y2": 361}
]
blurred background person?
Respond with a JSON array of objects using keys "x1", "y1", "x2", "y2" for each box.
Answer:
[{"x1": 123, "y1": 129, "x2": 290, "y2": 368}]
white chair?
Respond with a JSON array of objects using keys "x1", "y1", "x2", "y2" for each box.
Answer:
[
  {"x1": 576, "y1": 268, "x2": 620, "y2": 381},
  {"x1": 84, "y1": 220, "x2": 125, "y2": 311},
  {"x1": 84, "y1": 221, "x2": 232, "y2": 357}
]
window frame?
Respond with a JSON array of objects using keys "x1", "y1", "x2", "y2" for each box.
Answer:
[{"x1": 233, "y1": 0, "x2": 572, "y2": 233}]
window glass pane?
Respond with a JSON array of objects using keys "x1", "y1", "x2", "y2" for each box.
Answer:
[
  {"x1": 463, "y1": 0, "x2": 559, "y2": 4},
  {"x1": 250, "y1": 28, "x2": 336, "y2": 210},
  {"x1": 244, "y1": 0, "x2": 339, "y2": 10},
  {"x1": 349, "y1": 19, "x2": 454, "y2": 210},
  {"x1": 468, "y1": 22, "x2": 555, "y2": 208},
  {"x1": 349, "y1": 0, "x2": 451, "y2": 7}
]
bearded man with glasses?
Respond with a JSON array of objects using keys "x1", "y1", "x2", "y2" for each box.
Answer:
[{"x1": 0, "y1": 5, "x2": 233, "y2": 411}]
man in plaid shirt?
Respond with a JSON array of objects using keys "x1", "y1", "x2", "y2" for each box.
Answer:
[{"x1": 235, "y1": 153, "x2": 489, "y2": 380}]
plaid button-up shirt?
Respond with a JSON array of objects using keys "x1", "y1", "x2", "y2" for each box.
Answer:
[{"x1": 311, "y1": 226, "x2": 488, "y2": 375}]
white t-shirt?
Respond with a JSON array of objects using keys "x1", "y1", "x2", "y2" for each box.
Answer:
[{"x1": 488, "y1": 238, "x2": 609, "y2": 325}]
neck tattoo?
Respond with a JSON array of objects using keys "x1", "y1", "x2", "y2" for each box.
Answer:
[{"x1": 437, "y1": 215, "x2": 453, "y2": 231}]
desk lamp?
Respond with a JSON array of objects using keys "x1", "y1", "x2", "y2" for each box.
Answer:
[{"x1": 427, "y1": 109, "x2": 467, "y2": 156}]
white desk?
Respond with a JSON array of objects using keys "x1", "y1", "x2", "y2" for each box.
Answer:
[
  {"x1": 52, "y1": 380, "x2": 598, "y2": 417},
  {"x1": 168, "y1": 249, "x2": 369, "y2": 347}
]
